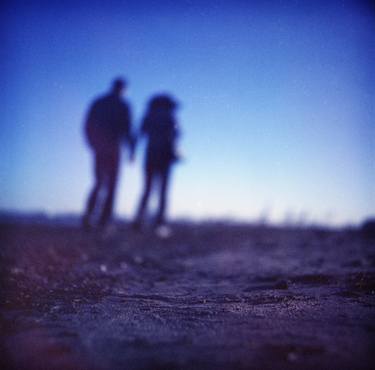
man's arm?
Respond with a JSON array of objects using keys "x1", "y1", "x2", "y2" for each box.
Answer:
[
  {"x1": 120, "y1": 102, "x2": 136, "y2": 160},
  {"x1": 84, "y1": 100, "x2": 100, "y2": 149}
]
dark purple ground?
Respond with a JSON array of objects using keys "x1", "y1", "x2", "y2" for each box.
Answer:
[{"x1": 1, "y1": 222, "x2": 375, "y2": 370}]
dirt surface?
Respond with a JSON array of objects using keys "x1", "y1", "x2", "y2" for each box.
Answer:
[{"x1": 1, "y1": 222, "x2": 375, "y2": 370}]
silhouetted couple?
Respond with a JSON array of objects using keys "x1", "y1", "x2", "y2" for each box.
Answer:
[{"x1": 82, "y1": 78, "x2": 180, "y2": 231}]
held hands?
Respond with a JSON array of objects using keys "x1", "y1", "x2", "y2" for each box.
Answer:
[
  {"x1": 127, "y1": 136, "x2": 136, "y2": 163},
  {"x1": 129, "y1": 139, "x2": 136, "y2": 162},
  {"x1": 129, "y1": 148, "x2": 135, "y2": 163}
]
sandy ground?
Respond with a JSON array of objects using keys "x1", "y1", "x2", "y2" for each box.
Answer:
[{"x1": 1, "y1": 222, "x2": 374, "y2": 370}]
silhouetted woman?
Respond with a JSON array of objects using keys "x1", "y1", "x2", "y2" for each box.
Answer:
[{"x1": 133, "y1": 94, "x2": 180, "y2": 229}]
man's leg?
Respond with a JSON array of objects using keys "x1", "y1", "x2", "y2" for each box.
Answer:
[
  {"x1": 98, "y1": 150, "x2": 120, "y2": 228},
  {"x1": 82, "y1": 151, "x2": 104, "y2": 229}
]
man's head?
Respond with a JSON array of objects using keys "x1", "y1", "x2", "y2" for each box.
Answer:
[{"x1": 111, "y1": 77, "x2": 127, "y2": 96}]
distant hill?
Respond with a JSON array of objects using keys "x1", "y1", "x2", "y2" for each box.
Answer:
[{"x1": 0, "y1": 210, "x2": 80, "y2": 226}]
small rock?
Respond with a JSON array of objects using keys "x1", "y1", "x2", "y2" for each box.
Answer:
[
  {"x1": 134, "y1": 255, "x2": 144, "y2": 264},
  {"x1": 287, "y1": 352, "x2": 298, "y2": 362},
  {"x1": 155, "y1": 225, "x2": 172, "y2": 239},
  {"x1": 275, "y1": 280, "x2": 289, "y2": 290},
  {"x1": 100, "y1": 264, "x2": 108, "y2": 273},
  {"x1": 10, "y1": 267, "x2": 23, "y2": 275}
]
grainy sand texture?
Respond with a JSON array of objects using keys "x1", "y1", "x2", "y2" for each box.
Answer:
[{"x1": 1, "y1": 222, "x2": 374, "y2": 370}]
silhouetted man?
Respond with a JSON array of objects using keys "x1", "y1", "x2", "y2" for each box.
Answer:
[
  {"x1": 133, "y1": 94, "x2": 180, "y2": 230},
  {"x1": 82, "y1": 78, "x2": 134, "y2": 230}
]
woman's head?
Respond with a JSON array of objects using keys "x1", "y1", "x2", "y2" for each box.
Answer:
[{"x1": 148, "y1": 94, "x2": 178, "y2": 113}]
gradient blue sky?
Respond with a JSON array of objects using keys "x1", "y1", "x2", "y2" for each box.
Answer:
[{"x1": 1, "y1": 0, "x2": 374, "y2": 225}]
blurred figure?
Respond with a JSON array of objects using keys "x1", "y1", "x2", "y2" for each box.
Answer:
[
  {"x1": 82, "y1": 78, "x2": 134, "y2": 230},
  {"x1": 133, "y1": 94, "x2": 181, "y2": 230}
]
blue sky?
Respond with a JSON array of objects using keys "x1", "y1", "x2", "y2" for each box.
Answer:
[{"x1": 1, "y1": 0, "x2": 374, "y2": 225}]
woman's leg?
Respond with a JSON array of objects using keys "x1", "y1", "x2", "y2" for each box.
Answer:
[
  {"x1": 155, "y1": 166, "x2": 171, "y2": 226},
  {"x1": 134, "y1": 166, "x2": 154, "y2": 225}
]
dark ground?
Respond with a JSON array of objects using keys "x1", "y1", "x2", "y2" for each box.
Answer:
[{"x1": 1, "y1": 222, "x2": 375, "y2": 370}]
